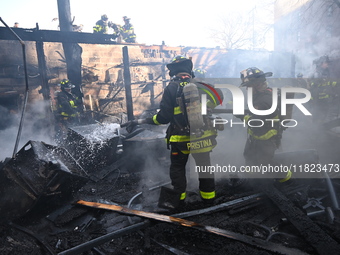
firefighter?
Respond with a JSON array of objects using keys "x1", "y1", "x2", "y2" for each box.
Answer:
[
  {"x1": 309, "y1": 55, "x2": 338, "y2": 124},
  {"x1": 193, "y1": 68, "x2": 206, "y2": 81},
  {"x1": 295, "y1": 73, "x2": 309, "y2": 89},
  {"x1": 123, "y1": 56, "x2": 223, "y2": 207},
  {"x1": 120, "y1": 16, "x2": 136, "y2": 43},
  {"x1": 93, "y1": 14, "x2": 109, "y2": 34},
  {"x1": 238, "y1": 67, "x2": 291, "y2": 183},
  {"x1": 56, "y1": 79, "x2": 81, "y2": 127}
]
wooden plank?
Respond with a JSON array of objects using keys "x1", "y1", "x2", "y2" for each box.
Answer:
[{"x1": 77, "y1": 200, "x2": 307, "y2": 255}]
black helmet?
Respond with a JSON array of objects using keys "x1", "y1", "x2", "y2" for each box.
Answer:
[
  {"x1": 313, "y1": 55, "x2": 330, "y2": 67},
  {"x1": 166, "y1": 55, "x2": 193, "y2": 77},
  {"x1": 194, "y1": 68, "x2": 206, "y2": 79},
  {"x1": 101, "y1": 14, "x2": 108, "y2": 21},
  {"x1": 240, "y1": 67, "x2": 272, "y2": 87},
  {"x1": 60, "y1": 79, "x2": 75, "y2": 89}
]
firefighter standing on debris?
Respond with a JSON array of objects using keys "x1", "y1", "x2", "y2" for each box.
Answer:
[
  {"x1": 309, "y1": 55, "x2": 338, "y2": 123},
  {"x1": 237, "y1": 67, "x2": 291, "y2": 183},
  {"x1": 93, "y1": 14, "x2": 109, "y2": 34},
  {"x1": 55, "y1": 79, "x2": 81, "y2": 131},
  {"x1": 120, "y1": 16, "x2": 136, "y2": 43},
  {"x1": 122, "y1": 56, "x2": 223, "y2": 207}
]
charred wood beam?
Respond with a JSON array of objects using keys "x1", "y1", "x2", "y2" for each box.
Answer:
[
  {"x1": 123, "y1": 46, "x2": 134, "y2": 120},
  {"x1": 57, "y1": 0, "x2": 73, "y2": 32},
  {"x1": 260, "y1": 184, "x2": 340, "y2": 255},
  {"x1": 77, "y1": 200, "x2": 307, "y2": 255},
  {"x1": 100, "y1": 86, "x2": 124, "y2": 111},
  {"x1": 161, "y1": 60, "x2": 167, "y2": 89},
  {"x1": 0, "y1": 27, "x2": 118, "y2": 44},
  {"x1": 57, "y1": 0, "x2": 82, "y2": 97},
  {"x1": 34, "y1": 24, "x2": 55, "y2": 138},
  {"x1": 35, "y1": 25, "x2": 49, "y2": 101}
]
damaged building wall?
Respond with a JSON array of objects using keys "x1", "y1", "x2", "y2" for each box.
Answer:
[
  {"x1": 0, "y1": 39, "x2": 297, "y2": 122},
  {"x1": 0, "y1": 41, "x2": 171, "y2": 119}
]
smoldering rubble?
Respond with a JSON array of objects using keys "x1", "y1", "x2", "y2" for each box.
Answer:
[{"x1": 0, "y1": 111, "x2": 340, "y2": 255}]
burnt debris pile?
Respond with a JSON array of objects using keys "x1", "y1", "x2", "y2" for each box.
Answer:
[
  {"x1": 64, "y1": 123, "x2": 121, "y2": 174},
  {"x1": 0, "y1": 123, "x2": 340, "y2": 255},
  {"x1": 0, "y1": 140, "x2": 88, "y2": 222}
]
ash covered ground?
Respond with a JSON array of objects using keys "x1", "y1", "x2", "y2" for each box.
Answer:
[{"x1": 1, "y1": 116, "x2": 340, "y2": 255}]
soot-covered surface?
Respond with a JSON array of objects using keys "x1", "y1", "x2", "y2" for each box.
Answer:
[{"x1": 0, "y1": 123, "x2": 340, "y2": 255}]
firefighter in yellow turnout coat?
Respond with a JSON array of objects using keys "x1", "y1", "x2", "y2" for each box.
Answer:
[
  {"x1": 125, "y1": 56, "x2": 223, "y2": 205},
  {"x1": 238, "y1": 67, "x2": 291, "y2": 183}
]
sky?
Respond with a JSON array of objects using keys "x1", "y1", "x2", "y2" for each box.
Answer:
[{"x1": 1, "y1": 0, "x2": 272, "y2": 49}]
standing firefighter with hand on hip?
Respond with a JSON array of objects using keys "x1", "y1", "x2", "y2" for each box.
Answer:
[{"x1": 122, "y1": 56, "x2": 223, "y2": 208}]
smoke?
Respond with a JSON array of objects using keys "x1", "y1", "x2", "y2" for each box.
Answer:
[
  {"x1": 0, "y1": 100, "x2": 55, "y2": 162},
  {"x1": 121, "y1": 125, "x2": 171, "y2": 206}
]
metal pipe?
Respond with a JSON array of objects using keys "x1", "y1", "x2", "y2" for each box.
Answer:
[
  {"x1": 281, "y1": 210, "x2": 325, "y2": 222},
  {"x1": 57, "y1": 221, "x2": 149, "y2": 255},
  {"x1": 127, "y1": 181, "x2": 171, "y2": 224},
  {"x1": 323, "y1": 172, "x2": 339, "y2": 210},
  {"x1": 0, "y1": 17, "x2": 30, "y2": 158}
]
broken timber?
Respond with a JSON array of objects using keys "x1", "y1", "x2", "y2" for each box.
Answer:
[
  {"x1": 260, "y1": 185, "x2": 340, "y2": 255},
  {"x1": 77, "y1": 200, "x2": 307, "y2": 255}
]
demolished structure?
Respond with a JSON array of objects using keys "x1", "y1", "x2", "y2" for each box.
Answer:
[{"x1": 1, "y1": 2, "x2": 340, "y2": 254}]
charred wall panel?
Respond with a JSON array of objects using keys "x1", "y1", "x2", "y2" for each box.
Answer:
[{"x1": 0, "y1": 141, "x2": 88, "y2": 222}]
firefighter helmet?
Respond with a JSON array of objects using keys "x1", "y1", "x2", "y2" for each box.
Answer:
[
  {"x1": 314, "y1": 55, "x2": 329, "y2": 65},
  {"x1": 60, "y1": 79, "x2": 75, "y2": 89},
  {"x1": 194, "y1": 68, "x2": 206, "y2": 79},
  {"x1": 240, "y1": 67, "x2": 272, "y2": 87},
  {"x1": 166, "y1": 55, "x2": 193, "y2": 77},
  {"x1": 101, "y1": 14, "x2": 108, "y2": 21}
]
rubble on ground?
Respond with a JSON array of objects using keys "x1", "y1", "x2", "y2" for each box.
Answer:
[{"x1": 0, "y1": 123, "x2": 340, "y2": 255}]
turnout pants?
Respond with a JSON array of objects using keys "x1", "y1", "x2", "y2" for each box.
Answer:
[{"x1": 170, "y1": 142, "x2": 215, "y2": 201}]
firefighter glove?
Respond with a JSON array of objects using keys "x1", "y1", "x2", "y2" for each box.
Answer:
[{"x1": 121, "y1": 119, "x2": 146, "y2": 133}]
